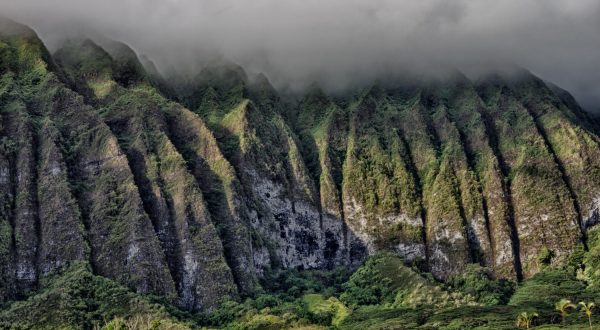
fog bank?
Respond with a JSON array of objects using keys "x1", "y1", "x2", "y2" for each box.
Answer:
[{"x1": 1, "y1": 0, "x2": 599, "y2": 111}]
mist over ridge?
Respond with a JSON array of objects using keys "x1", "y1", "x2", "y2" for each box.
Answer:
[
  {"x1": 0, "y1": 0, "x2": 599, "y2": 110},
  {"x1": 3, "y1": 6, "x2": 600, "y2": 328}
]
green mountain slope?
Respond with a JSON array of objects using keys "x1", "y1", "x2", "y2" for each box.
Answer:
[
  {"x1": 1, "y1": 18, "x2": 600, "y2": 327},
  {"x1": 1, "y1": 21, "x2": 175, "y2": 305}
]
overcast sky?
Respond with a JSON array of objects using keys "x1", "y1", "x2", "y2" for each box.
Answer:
[{"x1": 1, "y1": 0, "x2": 599, "y2": 111}]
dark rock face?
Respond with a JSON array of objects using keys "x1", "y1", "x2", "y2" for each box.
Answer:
[{"x1": 1, "y1": 18, "x2": 600, "y2": 310}]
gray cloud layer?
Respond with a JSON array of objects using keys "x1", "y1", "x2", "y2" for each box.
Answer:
[{"x1": 1, "y1": 0, "x2": 599, "y2": 111}]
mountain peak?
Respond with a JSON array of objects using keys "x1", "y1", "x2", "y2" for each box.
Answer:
[
  {"x1": 53, "y1": 36, "x2": 149, "y2": 90},
  {"x1": 0, "y1": 16, "x2": 36, "y2": 38}
]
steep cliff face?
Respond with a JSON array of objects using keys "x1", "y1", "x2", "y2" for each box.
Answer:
[
  {"x1": 0, "y1": 21, "x2": 175, "y2": 304},
  {"x1": 54, "y1": 39, "x2": 241, "y2": 309},
  {"x1": 1, "y1": 18, "x2": 600, "y2": 311},
  {"x1": 180, "y1": 66, "x2": 359, "y2": 275},
  {"x1": 177, "y1": 65, "x2": 599, "y2": 284}
]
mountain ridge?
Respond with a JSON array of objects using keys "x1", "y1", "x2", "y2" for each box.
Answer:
[{"x1": 1, "y1": 17, "x2": 600, "y2": 315}]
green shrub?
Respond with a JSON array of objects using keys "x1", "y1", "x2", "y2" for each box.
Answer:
[
  {"x1": 538, "y1": 247, "x2": 555, "y2": 267},
  {"x1": 340, "y1": 256, "x2": 395, "y2": 307},
  {"x1": 260, "y1": 267, "x2": 351, "y2": 300},
  {"x1": 448, "y1": 264, "x2": 515, "y2": 305},
  {"x1": 303, "y1": 294, "x2": 349, "y2": 326},
  {"x1": 0, "y1": 264, "x2": 188, "y2": 329}
]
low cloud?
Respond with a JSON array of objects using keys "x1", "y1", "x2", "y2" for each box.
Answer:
[{"x1": 1, "y1": 0, "x2": 599, "y2": 111}]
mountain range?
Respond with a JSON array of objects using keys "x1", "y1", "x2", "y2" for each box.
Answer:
[{"x1": 1, "y1": 17, "x2": 600, "y2": 322}]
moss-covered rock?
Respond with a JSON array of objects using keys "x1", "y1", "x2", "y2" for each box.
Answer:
[
  {"x1": 54, "y1": 39, "x2": 239, "y2": 310},
  {"x1": 2, "y1": 17, "x2": 600, "y2": 317},
  {"x1": 0, "y1": 20, "x2": 176, "y2": 302}
]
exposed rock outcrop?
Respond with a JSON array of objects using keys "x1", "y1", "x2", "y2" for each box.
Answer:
[{"x1": 1, "y1": 18, "x2": 599, "y2": 310}]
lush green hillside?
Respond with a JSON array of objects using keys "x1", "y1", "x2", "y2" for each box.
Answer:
[
  {"x1": 3, "y1": 254, "x2": 600, "y2": 329},
  {"x1": 1, "y1": 17, "x2": 600, "y2": 328}
]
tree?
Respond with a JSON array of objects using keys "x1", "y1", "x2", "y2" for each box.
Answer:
[
  {"x1": 516, "y1": 311, "x2": 538, "y2": 329},
  {"x1": 555, "y1": 299, "x2": 576, "y2": 325},
  {"x1": 579, "y1": 301, "x2": 595, "y2": 330}
]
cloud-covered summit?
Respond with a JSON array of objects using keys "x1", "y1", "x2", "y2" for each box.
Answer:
[{"x1": 1, "y1": 0, "x2": 599, "y2": 111}]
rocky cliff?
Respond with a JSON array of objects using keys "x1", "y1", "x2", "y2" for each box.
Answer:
[{"x1": 1, "y1": 18, "x2": 599, "y2": 311}]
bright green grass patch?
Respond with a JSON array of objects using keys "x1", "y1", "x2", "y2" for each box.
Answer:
[{"x1": 303, "y1": 293, "x2": 349, "y2": 327}]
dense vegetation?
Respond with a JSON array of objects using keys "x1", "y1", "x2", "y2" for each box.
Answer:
[
  {"x1": 2, "y1": 17, "x2": 600, "y2": 329},
  {"x1": 3, "y1": 253, "x2": 600, "y2": 329}
]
